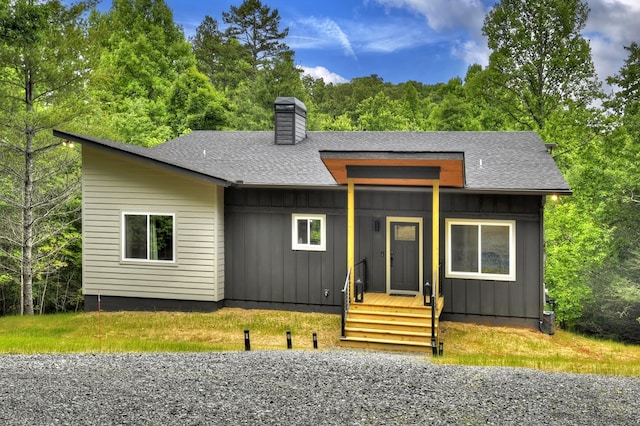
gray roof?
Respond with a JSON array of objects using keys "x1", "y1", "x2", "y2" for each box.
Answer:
[{"x1": 53, "y1": 130, "x2": 571, "y2": 194}]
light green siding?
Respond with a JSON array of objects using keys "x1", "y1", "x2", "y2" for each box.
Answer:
[{"x1": 82, "y1": 146, "x2": 224, "y2": 301}]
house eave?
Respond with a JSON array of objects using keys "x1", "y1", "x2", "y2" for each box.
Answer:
[
  {"x1": 53, "y1": 130, "x2": 232, "y2": 188},
  {"x1": 229, "y1": 182, "x2": 571, "y2": 196}
]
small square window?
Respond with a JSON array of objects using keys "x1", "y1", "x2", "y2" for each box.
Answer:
[
  {"x1": 122, "y1": 213, "x2": 175, "y2": 262},
  {"x1": 292, "y1": 214, "x2": 326, "y2": 251}
]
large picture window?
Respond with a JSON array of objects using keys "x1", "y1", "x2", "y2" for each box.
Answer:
[
  {"x1": 445, "y1": 219, "x2": 515, "y2": 281},
  {"x1": 122, "y1": 213, "x2": 175, "y2": 262},
  {"x1": 292, "y1": 214, "x2": 326, "y2": 251}
]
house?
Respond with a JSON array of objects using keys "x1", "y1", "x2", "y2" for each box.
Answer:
[{"x1": 54, "y1": 97, "x2": 571, "y2": 352}]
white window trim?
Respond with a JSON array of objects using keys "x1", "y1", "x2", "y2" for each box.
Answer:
[
  {"x1": 445, "y1": 218, "x2": 516, "y2": 281},
  {"x1": 121, "y1": 212, "x2": 176, "y2": 263},
  {"x1": 291, "y1": 213, "x2": 326, "y2": 251}
]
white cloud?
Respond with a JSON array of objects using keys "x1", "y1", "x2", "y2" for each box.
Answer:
[
  {"x1": 291, "y1": 17, "x2": 356, "y2": 58},
  {"x1": 452, "y1": 39, "x2": 490, "y2": 67},
  {"x1": 375, "y1": 0, "x2": 487, "y2": 35},
  {"x1": 299, "y1": 65, "x2": 349, "y2": 84},
  {"x1": 373, "y1": 0, "x2": 491, "y2": 66},
  {"x1": 349, "y1": 20, "x2": 436, "y2": 53}
]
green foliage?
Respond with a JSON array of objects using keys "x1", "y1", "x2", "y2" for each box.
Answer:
[
  {"x1": 607, "y1": 42, "x2": 640, "y2": 122},
  {"x1": 356, "y1": 92, "x2": 409, "y2": 130},
  {"x1": 190, "y1": 16, "x2": 252, "y2": 91},
  {"x1": 481, "y1": 0, "x2": 600, "y2": 130},
  {"x1": 167, "y1": 66, "x2": 230, "y2": 133},
  {"x1": 0, "y1": 0, "x2": 91, "y2": 314},
  {"x1": 87, "y1": 0, "x2": 227, "y2": 144},
  {"x1": 545, "y1": 199, "x2": 602, "y2": 325},
  {"x1": 222, "y1": 0, "x2": 290, "y2": 78}
]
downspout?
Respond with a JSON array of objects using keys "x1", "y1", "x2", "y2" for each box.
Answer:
[{"x1": 539, "y1": 195, "x2": 546, "y2": 331}]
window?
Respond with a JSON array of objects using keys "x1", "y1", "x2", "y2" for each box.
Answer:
[
  {"x1": 122, "y1": 213, "x2": 175, "y2": 262},
  {"x1": 292, "y1": 214, "x2": 326, "y2": 251},
  {"x1": 445, "y1": 219, "x2": 515, "y2": 281}
]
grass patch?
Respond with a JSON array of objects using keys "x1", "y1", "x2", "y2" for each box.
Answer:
[
  {"x1": 433, "y1": 321, "x2": 640, "y2": 376},
  {"x1": 0, "y1": 309, "x2": 341, "y2": 354},
  {"x1": 1, "y1": 311, "x2": 639, "y2": 376}
]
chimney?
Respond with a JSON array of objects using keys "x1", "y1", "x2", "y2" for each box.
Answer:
[{"x1": 274, "y1": 97, "x2": 306, "y2": 145}]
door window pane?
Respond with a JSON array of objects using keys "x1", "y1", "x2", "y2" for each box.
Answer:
[{"x1": 394, "y1": 224, "x2": 416, "y2": 241}]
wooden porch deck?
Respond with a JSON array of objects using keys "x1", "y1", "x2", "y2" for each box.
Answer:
[
  {"x1": 360, "y1": 292, "x2": 445, "y2": 310},
  {"x1": 340, "y1": 292, "x2": 444, "y2": 353}
]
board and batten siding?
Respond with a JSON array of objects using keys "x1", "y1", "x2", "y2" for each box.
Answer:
[
  {"x1": 82, "y1": 146, "x2": 224, "y2": 302},
  {"x1": 225, "y1": 187, "x2": 544, "y2": 326},
  {"x1": 225, "y1": 188, "x2": 347, "y2": 312}
]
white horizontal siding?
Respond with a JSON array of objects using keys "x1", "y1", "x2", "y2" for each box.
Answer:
[{"x1": 82, "y1": 146, "x2": 225, "y2": 302}]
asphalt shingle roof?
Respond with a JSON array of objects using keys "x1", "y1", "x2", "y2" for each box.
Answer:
[{"x1": 55, "y1": 130, "x2": 571, "y2": 194}]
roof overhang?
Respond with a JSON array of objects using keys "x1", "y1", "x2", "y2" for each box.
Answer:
[
  {"x1": 53, "y1": 130, "x2": 231, "y2": 187},
  {"x1": 320, "y1": 151, "x2": 465, "y2": 187}
]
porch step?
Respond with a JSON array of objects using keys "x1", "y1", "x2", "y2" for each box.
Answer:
[
  {"x1": 350, "y1": 304, "x2": 432, "y2": 316},
  {"x1": 346, "y1": 319, "x2": 436, "y2": 334},
  {"x1": 344, "y1": 326, "x2": 434, "y2": 342},
  {"x1": 347, "y1": 309, "x2": 431, "y2": 323},
  {"x1": 340, "y1": 336, "x2": 435, "y2": 353},
  {"x1": 340, "y1": 300, "x2": 440, "y2": 352}
]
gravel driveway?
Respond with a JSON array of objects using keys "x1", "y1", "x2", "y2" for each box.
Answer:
[{"x1": 1, "y1": 350, "x2": 638, "y2": 425}]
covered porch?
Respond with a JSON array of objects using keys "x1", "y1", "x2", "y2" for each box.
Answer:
[{"x1": 320, "y1": 151, "x2": 465, "y2": 353}]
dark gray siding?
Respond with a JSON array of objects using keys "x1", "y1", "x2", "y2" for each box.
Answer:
[
  {"x1": 225, "y1": 188, "x2": 347, "y2": 311},
  {"x1": 439, "y1": 194, "x2": 543, "y2": 327},
  {"x1": 225, "y1": 187, "x2": 543, "y2": 324}
]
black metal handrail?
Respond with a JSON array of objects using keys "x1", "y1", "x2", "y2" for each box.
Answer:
[
  {"x1": 341, "y1": 268, "x2": 351, "y2": 338},
  {"x1": 341, "y1": 257, "x2": 367, "y2": 338},
  {"x1": 354, "y1": 257, "x2": 367, "y2": 302}
]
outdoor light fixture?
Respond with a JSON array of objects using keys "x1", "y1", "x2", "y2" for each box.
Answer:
[{"x1": 550, "y1": 194, "x2": 559, "y2": 202}]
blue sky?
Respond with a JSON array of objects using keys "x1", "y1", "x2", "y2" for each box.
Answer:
[{"x1": 97, "y1": 0, "x2": 640, "y2": 90}]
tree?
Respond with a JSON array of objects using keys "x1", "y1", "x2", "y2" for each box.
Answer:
[
  {"x1": 356, "y1": 92, "x2": 409, "y2": 130},
  {"x1": 222, "y1": 0, "x2": 290, "y2": 78},
  {"x1": 607, "y1": 42, "x2": 640, "y2": 132},
  {"x1": 167, "y1": 67, "x2": 229, "y2": 134},
  {"x1": 190, "y1": 15, "x2": 252, "y2": 91},
  {"x1": 0, "y1": 0, "x2": 94, "y2": 314},
  {"x1": 481, "y1": 0, "x2": 600, "y2": 131},
  {"x1": 88, "y1": 0, "x2": 228, "y2": 145}
]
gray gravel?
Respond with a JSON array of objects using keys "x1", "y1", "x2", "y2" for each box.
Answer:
[{"x1": 0, "y1": 350, "x2": 638, "y2": 425}]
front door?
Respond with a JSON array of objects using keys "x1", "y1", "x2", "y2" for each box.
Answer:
[{"x1": 386, "y1": 217, "x2": 423, "y2": 295}]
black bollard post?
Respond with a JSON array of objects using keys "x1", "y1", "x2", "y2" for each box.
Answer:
[
  {"x1": 313, "y1": 332, "x2": 318, "y2": 349},
  {"x1": 286, "y1": 331, "x2": 292, "y2": 349},
  {"x1": 244, "y1": 329, "x2": 251, "y2": 351}
]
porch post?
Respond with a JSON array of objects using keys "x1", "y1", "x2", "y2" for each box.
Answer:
[
  {"x1": 347, "y1": 177, "x2": 355, "y2": 303},
  {"x1": 432, "y1": 180, "x2": 440, "y2": 301}
]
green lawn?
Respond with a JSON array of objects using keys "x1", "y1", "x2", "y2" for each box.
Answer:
[
  {"x1": 1, "y1": 309, "x2": 639, "y2": 376},
  {"x1": 0, "y1": 309, "x2": 341, "y2": 353}
]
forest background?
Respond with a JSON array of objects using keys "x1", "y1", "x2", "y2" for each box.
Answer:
[{"x1": 1, "y1": 0, "x2": 639, "y2": 344}]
